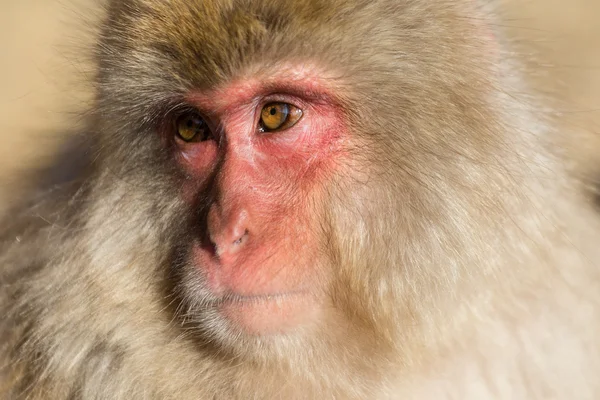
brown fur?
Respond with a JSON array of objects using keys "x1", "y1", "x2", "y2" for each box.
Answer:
[{"x1": 1, "y1": 0, "x2": 600, "y2": 399}]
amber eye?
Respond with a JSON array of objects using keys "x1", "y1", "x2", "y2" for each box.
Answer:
[
  {"x1": 176, "y1": 112, "x2": 212, "y2": 142},
  {"x1": 259, "y1": 102, "x2": 303, "y2": 132}
]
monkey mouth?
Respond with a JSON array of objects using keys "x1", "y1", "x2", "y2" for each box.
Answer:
[
  {"x1": 217, "y1": 291, "x2": 305, "y2": 305},
  {"x1": 190, "y1": 242, "x2": 321, "y2": 334},
  {"x1": 215, "y1": 290, "x2": 319, "y2": 335}
]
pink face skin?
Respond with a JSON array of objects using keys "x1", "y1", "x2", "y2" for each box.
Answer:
[{"x1": 172, "y1": 67, "x2": 348, "y2": 335}]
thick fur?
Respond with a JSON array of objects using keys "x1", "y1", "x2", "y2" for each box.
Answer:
[{"x1": 1, "y1": 0, "x2": 600, "y2": 399}]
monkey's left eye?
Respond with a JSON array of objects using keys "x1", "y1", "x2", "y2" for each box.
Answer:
[
  {"x1": 259, "y1": 102, "x2": 303, "y2": 132},
  {"x1": 176, "y1": 112, "x2": 213, "y2": 142}
]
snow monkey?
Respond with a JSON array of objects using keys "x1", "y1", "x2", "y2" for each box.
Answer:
[{"x1": 1, "y1": 1, "x2": 600, "y2": 399}]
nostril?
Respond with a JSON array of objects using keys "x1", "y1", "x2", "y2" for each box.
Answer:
[
  {"x1": 206, "y1": 206, "x2": 251, "y2": 257},
  {"x1": 232, "y1": 229, "x2": 249, "y2": 246}
]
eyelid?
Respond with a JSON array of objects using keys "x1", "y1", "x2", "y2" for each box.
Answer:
[{"x1": 259, "y1": 93, "x2": 306, "y2": 111}]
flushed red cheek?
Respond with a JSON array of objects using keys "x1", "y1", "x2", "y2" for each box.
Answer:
[
  {"x1": 175, "y1": 139, "x2": 219, "y2": 203},
  {"x1": 256, "y1": 109, "x2": 346, "y2": 186}
]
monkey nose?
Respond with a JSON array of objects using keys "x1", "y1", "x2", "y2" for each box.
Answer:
[{"x1": 208, "y1": 208, "x2": 250, "y2": 257}]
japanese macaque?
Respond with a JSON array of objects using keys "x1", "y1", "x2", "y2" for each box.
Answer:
[{"x1": 1, "y1": 0, "x2": 599, "y2": 399}]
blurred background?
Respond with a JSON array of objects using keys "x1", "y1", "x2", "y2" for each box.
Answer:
[{"x1": 1, "y1": 0, "x2": 599, "y2": 207}]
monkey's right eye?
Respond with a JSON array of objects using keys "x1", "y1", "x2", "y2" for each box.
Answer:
[{"x1": 176, "y1": 112, "x2": 212, "y2": 142}]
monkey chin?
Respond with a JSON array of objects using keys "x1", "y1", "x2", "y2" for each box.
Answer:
[{"x1": 217, "y1": 292, "x2": 320, "y2": 336}]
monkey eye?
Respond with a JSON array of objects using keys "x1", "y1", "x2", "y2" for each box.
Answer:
[
  {"x1": 176, "y1": 111, "x2": 213, "y2": 142},
  {"x1": 259, "y1": 102, "x2": 303, "y2": 132}
]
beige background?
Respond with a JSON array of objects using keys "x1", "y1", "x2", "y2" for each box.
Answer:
[{"x1": 1, "y1": 0, "x2": 599, "y2": 206}]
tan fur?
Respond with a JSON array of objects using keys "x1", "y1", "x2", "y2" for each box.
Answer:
[{"x1": 1, "y1": 0, "x2": 600, "y2": 399}]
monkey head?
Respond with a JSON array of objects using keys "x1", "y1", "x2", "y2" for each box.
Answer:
[{"x1": 90, "y1": 0, "x2": 505, "y2": 368}]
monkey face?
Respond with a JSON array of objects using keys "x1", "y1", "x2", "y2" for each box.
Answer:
[{"x1": 169, "y1": 68, "x2": 347, "y2": 337}]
